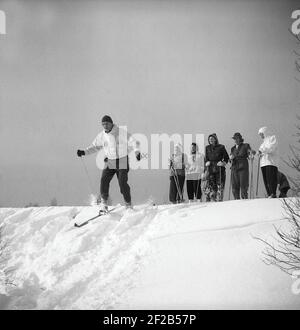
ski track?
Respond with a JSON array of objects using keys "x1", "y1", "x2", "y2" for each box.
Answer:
[
  {"x1": 0, "y1": 199, "x2": 294, "y2": 309},
  {"x1": 150, "y1": 217, "x2": 287, "y2": 241}
]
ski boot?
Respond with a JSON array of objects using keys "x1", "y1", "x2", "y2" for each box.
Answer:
[
  {"x1": 125, "y1": 202, "x2": 133, "y2": 210},
  {"x1": 99, "y1": 200, "x2": 109, "y2": 215}
]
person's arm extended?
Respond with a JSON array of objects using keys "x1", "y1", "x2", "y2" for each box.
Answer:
[
  {"x1": 85, "y1": 133, "x2": 103, "y2": 155},
  {"x1": 127, "y1": 132, "x2": 141, "y2": 160}
]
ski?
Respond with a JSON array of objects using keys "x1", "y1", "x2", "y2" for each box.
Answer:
[{"x1": 74, "y1": 206, "x2": 118, "y2": 228}]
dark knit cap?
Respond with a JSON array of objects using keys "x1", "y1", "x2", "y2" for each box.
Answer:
[{"x1": 101, "y1": 115, "x2": 113, "y2": 124}]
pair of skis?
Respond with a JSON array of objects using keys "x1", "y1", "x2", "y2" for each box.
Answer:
[{"x1": 74, "y1": 206, "x2": 118, "y2": 228}]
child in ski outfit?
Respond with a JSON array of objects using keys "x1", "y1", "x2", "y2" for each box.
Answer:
[
  {"x1": 204, "y1": 133, "x2": 229, "y2": 202},
  {"x1": 169, "y1": 143, "x2": 188, "y2": 203},
  {"x1": 185, "y1": 143, "x2": 205, "y2": 202}
]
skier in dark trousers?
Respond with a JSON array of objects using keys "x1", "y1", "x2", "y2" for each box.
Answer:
[
  {"x1": 230, "y1": 132, "x2": 255, "y2": 199},
  {"x1": 169, "y1": 143, "x2": 187, "y2": 203},
  {"x1": 77, "y1": 115, "x2": 141, "y2": 211},
  {"x1": 204, "y1": 133, "x2": 229, "y2": 202},
  {"x1": 186, "y1": 143, "x2": 205, "y2": 202},
  {"x1": 258, "y1": 126, "x2": 279, "y2": 198},
  {"x1": 277, "y1": 171, "x2": 290, "y2": 198}
]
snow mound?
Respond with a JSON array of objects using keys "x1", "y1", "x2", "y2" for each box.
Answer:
[{"x1": 0, "y1": 199, "x2": 299, "y2": 309}]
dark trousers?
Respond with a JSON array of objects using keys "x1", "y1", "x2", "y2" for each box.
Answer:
[
  {"x1": 205, "y1": 167, "x2": 226, "y2": 202},
  {"x1": 169, "y1": 175, "x2": 185, "y2": 203},
  {"x1": 261, "y1": 165, "x2": 278, "y2": 197},
  {"x1": 186, "y1": 180, "x2": 202, "y2": 200},
  {"x1": 279, "y1": 187, "x2": 289, "y2": 198},
  {"x1": 232, "y1": 168, "x2": 249, "y2": 199},
  {"x1": 100, "y1": 157, "x2": 131, "y2": 204}
]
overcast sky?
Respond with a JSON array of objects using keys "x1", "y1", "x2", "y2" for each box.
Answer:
[{"x1": 0, "y1": 0, "x2": 299, "y2": 206}]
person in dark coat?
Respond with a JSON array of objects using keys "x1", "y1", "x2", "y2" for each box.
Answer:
[
  {"x1": 230, "y1": 132, "x2": 255, "y2": 199},
  {"x1": 204, "y1": 133, "x2": 229, "y2": 202},
  {"x1": 277, "y1": 171, "x2": 290, "y2": 198}
]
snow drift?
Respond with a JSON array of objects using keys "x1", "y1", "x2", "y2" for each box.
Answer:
[{"x1": 0, "y1": 198, "x2": 299, "y2": 310}]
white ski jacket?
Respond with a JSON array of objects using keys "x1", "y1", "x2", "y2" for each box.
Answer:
[
  {"x1": 258, "y1": 126, "x2": 279, "y2": 167},
  {"x1": 185, "y1": 153, "x2": 205, "y2": 180},
  {"x1": 85, "y1": 124, "x2": 139, "y2": 160}
]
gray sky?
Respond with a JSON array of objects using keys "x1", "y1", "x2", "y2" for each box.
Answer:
[{"x1": 0, "y1": 0, "x2": 299, "y2": 207}]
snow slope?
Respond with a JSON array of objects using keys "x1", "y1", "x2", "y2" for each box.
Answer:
[{"x1": 0, "y1": 198, "x2": 299, "y2": 310}]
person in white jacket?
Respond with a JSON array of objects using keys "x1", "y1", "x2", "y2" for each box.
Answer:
[
  {"x1": 169, "y1": 143, "x2": 187, "y2": 203},
  {"x1": 185, "y1": 143, "x2": 205, "y2": 202},
  {"x1": 77, "y1": 115, "x2": 141, "y2": 211},
  {"x1": 258, "y1": 126, "x2": 279, "y2": 198}
]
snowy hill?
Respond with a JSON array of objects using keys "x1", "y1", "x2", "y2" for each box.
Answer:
[{"x1": 0, "y1": 198, "x2": 299, "y2": 310}]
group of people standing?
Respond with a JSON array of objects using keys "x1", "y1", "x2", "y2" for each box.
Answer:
[
  {"x1": 169, "y1": 127, "x2": 290, "y2": 204},
  {"x1": 77, "y1": 116, "x2": 290, "y2": 212}
]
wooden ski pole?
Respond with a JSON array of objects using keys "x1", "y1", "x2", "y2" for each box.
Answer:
[{"x1": 256, "y1": 156, "x2": 261, "y2": 198}]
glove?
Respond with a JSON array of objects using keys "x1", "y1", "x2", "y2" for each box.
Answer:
[
  {"x1": 104, "y1": 157, "x2": 108, "y2": 162},
  {"x1": 205, "y1": 161, "x2": 211, "y2": 167},
  {"x1": 217, "y1": 161, "x2": 226, "y2": 167},
  {"x1": 249, "y1": 150, "x2": 256, "y2": 159},
  {"x1": 135, "y1": 151, "x2": 141, "y2": 161},
  {"x1": 77, "y1": 149, "x2": 85, "y2": 157}
]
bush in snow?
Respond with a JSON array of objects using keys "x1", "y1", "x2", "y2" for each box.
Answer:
[{"x1": 257, "y1": 199, "x2": 300, "y2": 275}]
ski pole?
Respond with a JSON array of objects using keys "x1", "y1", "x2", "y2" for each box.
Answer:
[
  {"x1": 256, "y1": 156, "x2": 261, "y2": 198},
  {"x1": 228, "y1": 166, "x2": 232, "y2": 200},
  {"x1": 195, "y1": 156, "x2": 202, "y2": 201},
  {"x1": 174, "y1": 170, "x2": 184, "y2": 202},
  {"x1": 170, "y1": 166, "x2": 180, "y2": 200},
  {"x1": 218, "y1": 165, "x2": 223, "y2": 202},
  {"x1": 171, "y1": 166, "x2": 183, "y2": 202},
  {"x1": 249, "y1": 157, "x2": 254, "y2": 199},
  {"x1": 195, "y1": 171, "x2": 201, "y2": 202},
  {"x1": 80, "y1": 157, "x2": 95, "y2": 195}
]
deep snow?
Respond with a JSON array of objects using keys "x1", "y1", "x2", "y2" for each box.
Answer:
[{"x1": 0, "y1": 198, "x2": 299, "y2": 310}]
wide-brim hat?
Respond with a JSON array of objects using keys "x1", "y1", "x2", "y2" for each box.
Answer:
[{"x1": 232, "y1": 132, "x2": 243, "y2": 140}]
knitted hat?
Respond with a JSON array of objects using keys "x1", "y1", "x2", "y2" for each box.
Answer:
[{"x1": 101, "y1": 115, "x2": 113, "y2": 124}]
